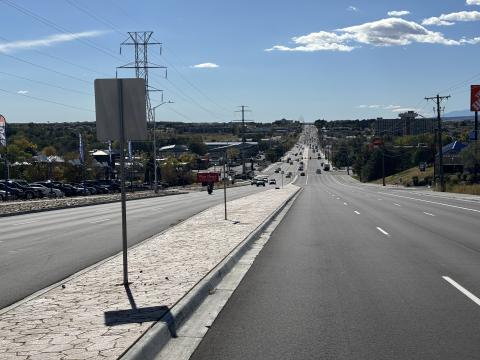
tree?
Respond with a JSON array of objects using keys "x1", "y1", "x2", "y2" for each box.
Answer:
[
  {"x1": 42, "y1": 146, "x2": 57, "y2": 156},
  {"x1": 188, "y1": 140, "x2": 207, "y2": 156}
]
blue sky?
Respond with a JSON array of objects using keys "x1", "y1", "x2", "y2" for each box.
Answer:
[{"x1": 1, "y1": 0, "x2": 480, "y2": 123}]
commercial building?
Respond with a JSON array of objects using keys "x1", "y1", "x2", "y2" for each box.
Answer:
[{"x1": 375, "y1": 111, "x2": 435, "y2": 137}]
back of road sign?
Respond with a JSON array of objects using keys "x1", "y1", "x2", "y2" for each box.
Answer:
[{"x1": 94, "y1": 78, "x2": 148, "y2": 141}]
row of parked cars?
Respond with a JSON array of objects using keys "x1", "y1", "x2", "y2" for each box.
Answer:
[{"x1": 0, "y1": 179, "x2": 123, "y2": 201}]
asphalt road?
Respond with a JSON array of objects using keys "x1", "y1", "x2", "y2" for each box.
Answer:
[
  {"x1": 0, "y1": 161, "x2": 302, "y2": 310},
  {"x1": 191, "y1": 154, "x2": 480, "y2": 359}
]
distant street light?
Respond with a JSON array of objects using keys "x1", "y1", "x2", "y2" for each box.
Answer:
[{"x1": 152, "y1": 101, "x2": 174, "y2": 193}]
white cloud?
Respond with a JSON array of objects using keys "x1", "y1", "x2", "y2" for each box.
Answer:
[
  {"x1": 0, "y1": 31, "x2": 106, "y2": 54},
  {"x1": 358, "y1": 104, "x2": 402, "y2": 110},
  {"x1": 17, "y1": 90, "x2": 29, "y2": 94},
  {"x1": 191, "y1": 62, "x2": 219, "y2": 68},
  {"x1": 387, "y1": 10, "x2": 410, "y2": 17},
  {"x1": 422, "y1": 11, "x2": 480, "y2": 26},
  {"x1": 391, "y1": 107, "x2": 421, "y2": 113},
  {"x1": 266, "y1": 17, "x2": 471, "y2": 52},
  {"x1": 467, "y1": 0, "x2": 480, "y2": 5},
  {"x1": 347, "y1": 6, "x2": 359, "y2": 12}
]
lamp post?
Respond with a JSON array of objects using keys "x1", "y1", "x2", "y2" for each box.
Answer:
[{"x1": 152, "y1": 101, "x2": 174, "y2": 193}]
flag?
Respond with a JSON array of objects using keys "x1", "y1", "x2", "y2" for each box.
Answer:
[
  {"x1": 79, "y1": 133, "x2": 84, "y2": 164},
  {"x1": 128, "y1": 141, "x2": 133, "y2": 161},
  {"x1": 0, "y1": 115, "x2": 6, "y2": 147},
  {"x1": 108, "y1": 140, "x2": 112, "y2": 164}
]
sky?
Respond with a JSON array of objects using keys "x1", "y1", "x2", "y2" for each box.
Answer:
[{"x1": 1, "y1": 0, "x2": 480, "y2": 123}]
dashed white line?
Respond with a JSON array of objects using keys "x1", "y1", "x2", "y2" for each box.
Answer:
[
  {"x1": 354, "y1": 210, "x2": 360, "y2": 215},
  {"x1": 12, "y1": 220, "x2": 39, "y2": 226},
  {"x1": 393, "y1": 203, "x2": 401, "y2": 207},
  {"x1": 336, "y1": 197, "x2": 341, "y2": 200},
  {"x1": 423, "y1": 212, "x2": 435, "y2": 217},
  {"x1": 377, "y1": 198, "x2": 383, "y2": 201},
  {"x1": 89, "y1": 218, "x2": 111, "y2": 224},
  {"x1": 343, "y1": 202, "x2": 348, "y2": 206},
  {"x1": 443, "y1": 276, "x2": 480, "y2": 307},
  {"x1": 376, "y1": 227, "x2": 390, "y2": 236}
]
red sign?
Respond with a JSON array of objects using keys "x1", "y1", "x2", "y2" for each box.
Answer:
[
  {"x1": 471, "y1": 85, "x2": 480, "y2": 111},
  {"x1": 197, "y1": 172, "x2": 220, "y2": 183}
]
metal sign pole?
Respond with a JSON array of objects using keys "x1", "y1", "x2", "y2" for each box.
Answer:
[
  {"x1": 223, "y1": 154, "x2": 227, "y2": 220},
  {"x1": 117, "y1": 79, "x2": 129, "y2": 285}
]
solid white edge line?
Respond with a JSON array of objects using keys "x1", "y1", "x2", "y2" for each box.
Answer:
[
  {"x1": 89, "y1": 218, "x2": 111, "y2": 224},
  {"x1": 443, "y1": 276, "x2": 480, "y2": 307},
  {"x1": 376, "y1": 227, "x2": 389, "y2": 236}
]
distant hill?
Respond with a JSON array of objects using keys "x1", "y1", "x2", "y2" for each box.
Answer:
[{"x1": 444, "y1": 109, "x2": 475, "y2": 120}]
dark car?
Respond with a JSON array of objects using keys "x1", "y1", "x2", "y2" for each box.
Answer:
[
  {"x1": 0, "y1": 180, "x2": 38, "y2": 200},
  {"x1": 0, "y1": 184, "x2": 24, "y2": 200},
  {"x1": 11, "y1": 179, "x2": 44, "y2": 199},
  {"x1": 96, "y1": 179, "x2": 121, "y2": 193},
  {"x1": 300, "y1": 172, "x2": 306, "y2": 176},
  {"x1": 84, "y1": 180, "x2": 110, "y2": 194}
]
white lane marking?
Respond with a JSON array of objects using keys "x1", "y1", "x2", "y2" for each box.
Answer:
[
  {"x1": 376, "y1": 227, "x2": 390, "y2": 236},
  {"x1": 423, "y1": 212, "x2": 435, "y2": 217},
  {"x1": 394, "y1": 203, "x2": 401, "y2": 207},
  {"x1": 343, "y1": 202, "x2": 348, "y2": 206},
  {"x1": 336, "y1": 197, "x2": 341, "y2": 200},
  {"x1": 383, "y1": 192, "x2": 480, "y2": 214},
  {"x1": 443, "y1": 276, "x2": 480, "y2": 307},
  {"x1": 354, "y1": 210, "x2": 360, "y2": 215},
  {"x1": 89, "y1": 218, "x2": 111, "y2": 224},
  {"x1": 12, "y1": 220, "x2": 39, "y2": 226},
  {"x1": 306, "y1": 174, "x2": 309, "y2": 185},
  {"x1": 377, "y1": 198, "x2": 383, "y2": 201}
]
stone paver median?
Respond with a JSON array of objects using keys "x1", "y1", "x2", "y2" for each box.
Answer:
[{"x1": 0, "y1": 185, "x2": 298, "y2": 359}]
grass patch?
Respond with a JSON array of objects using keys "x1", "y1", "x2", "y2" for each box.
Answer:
[{"x1": 371, "y1": 166, "x2": 434, "y2": 186}]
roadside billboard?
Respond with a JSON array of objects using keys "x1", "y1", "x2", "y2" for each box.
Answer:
[{"x1": 471, "y1": 85, "x2": 480, "y2": 111}]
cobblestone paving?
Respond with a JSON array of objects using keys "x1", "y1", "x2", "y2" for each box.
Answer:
[{"x1": 0, "y1": 185, "x2": 298, "y2": 359}]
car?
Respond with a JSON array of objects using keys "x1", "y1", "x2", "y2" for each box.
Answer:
[
  {"x1": 256, "y1": 179, "x2": 266, "y2": 186},
  {"x1": 0, "y1": 182, "x2": 23, "y2": 200},
  {"x1": 0, "y1": 189, "x2": 6, "y2": 201},
  {"x1": 300, "y1": 172, "x2": 305, "y2": 176},
  {"x1": 316, "y1": 169, "x2": 322, "y2": 174},
  {"x1": 251, "y1": 178, "x2": 258, "y2": 185},
  {"x1": 0, "y1": 180, "x2": 39, "y2": 200},
  {"x1": 269, "y1": 179, "x2": 276, "y2": 185},
  {"x1": 323, "y1": 164, "x2": 330, "y2": 171},
  {"x1": 30, "y1": 183, "x2": 64, "y2": 198}
]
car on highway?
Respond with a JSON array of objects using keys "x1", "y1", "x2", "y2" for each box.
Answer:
[
  {"x1": 269, "y1": 179, "x2": 276, "y2": 185},
  {"x1": 323, "y1": 164, "x2": 330, "y2": 171},
  {"x1": 256, "y1": 179, "x2": 266, "y2": 186},
  {"x1": 300, "y1": 172, "x2": 305, "y2": 176},
  {"x1": 316, "y1": 169, "x2": 322, "y2": 174}
]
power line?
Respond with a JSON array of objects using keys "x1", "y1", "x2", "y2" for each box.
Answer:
[
  {"x1": 0, "y1": 0, "x2": 123, "y2": 61},
  {"x1": 0, "y1": 87, "x2": 94, "y2": 113},
  {"x1": 0, "y1": 71, "x2": 93, "y2": 96},
  {"x1": 1, "y1": 52, "x2": 91, "y2": 85}
]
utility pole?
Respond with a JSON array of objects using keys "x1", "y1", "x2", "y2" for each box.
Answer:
[
  {"x1": 235, "y1": 105, "x2": 251, "y2": 177},
  {"x1": 118, "y1": 32, "x2": 167, "y2": 188},
  {"x1": 425, "y1": 94, "x2": 450, "y2": 192}
]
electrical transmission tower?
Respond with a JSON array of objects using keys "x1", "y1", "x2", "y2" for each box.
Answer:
[
  {"x1": 117, "y1": 31, "x2": 167, "y2": 124},
  {"x1": 425, "y1": 94, "x2": 450, "y2": 192},
  {"x1": 235, "y1": 105, "x2": 251, "y2": 175}
]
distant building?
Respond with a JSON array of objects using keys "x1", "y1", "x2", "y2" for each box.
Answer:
[
  {"x1": 159, "y1": 144, "x2": 189, "y2": 158},
  {"x1": 375, "y1": 111, "x2": 434, "y2": 137}
]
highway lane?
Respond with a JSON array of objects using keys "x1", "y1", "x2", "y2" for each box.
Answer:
[
  {"x1": 0, "y1": 161, "x2": 300, "y2": 310},
  {"x1": 191, "y1": 154, "x2": 480, "y2": 359}
]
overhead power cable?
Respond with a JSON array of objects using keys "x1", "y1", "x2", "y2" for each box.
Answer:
[{"x1": 0, "y1": 87, "x2": 94, "y2": 113}]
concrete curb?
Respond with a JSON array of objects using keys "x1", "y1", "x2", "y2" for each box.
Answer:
[
  {"x1": 0, "y1": 191, "x2": 185, "y2": 218},
  {"x1": 119, "y1": 185, "x2": 303, "y2": 360}
]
